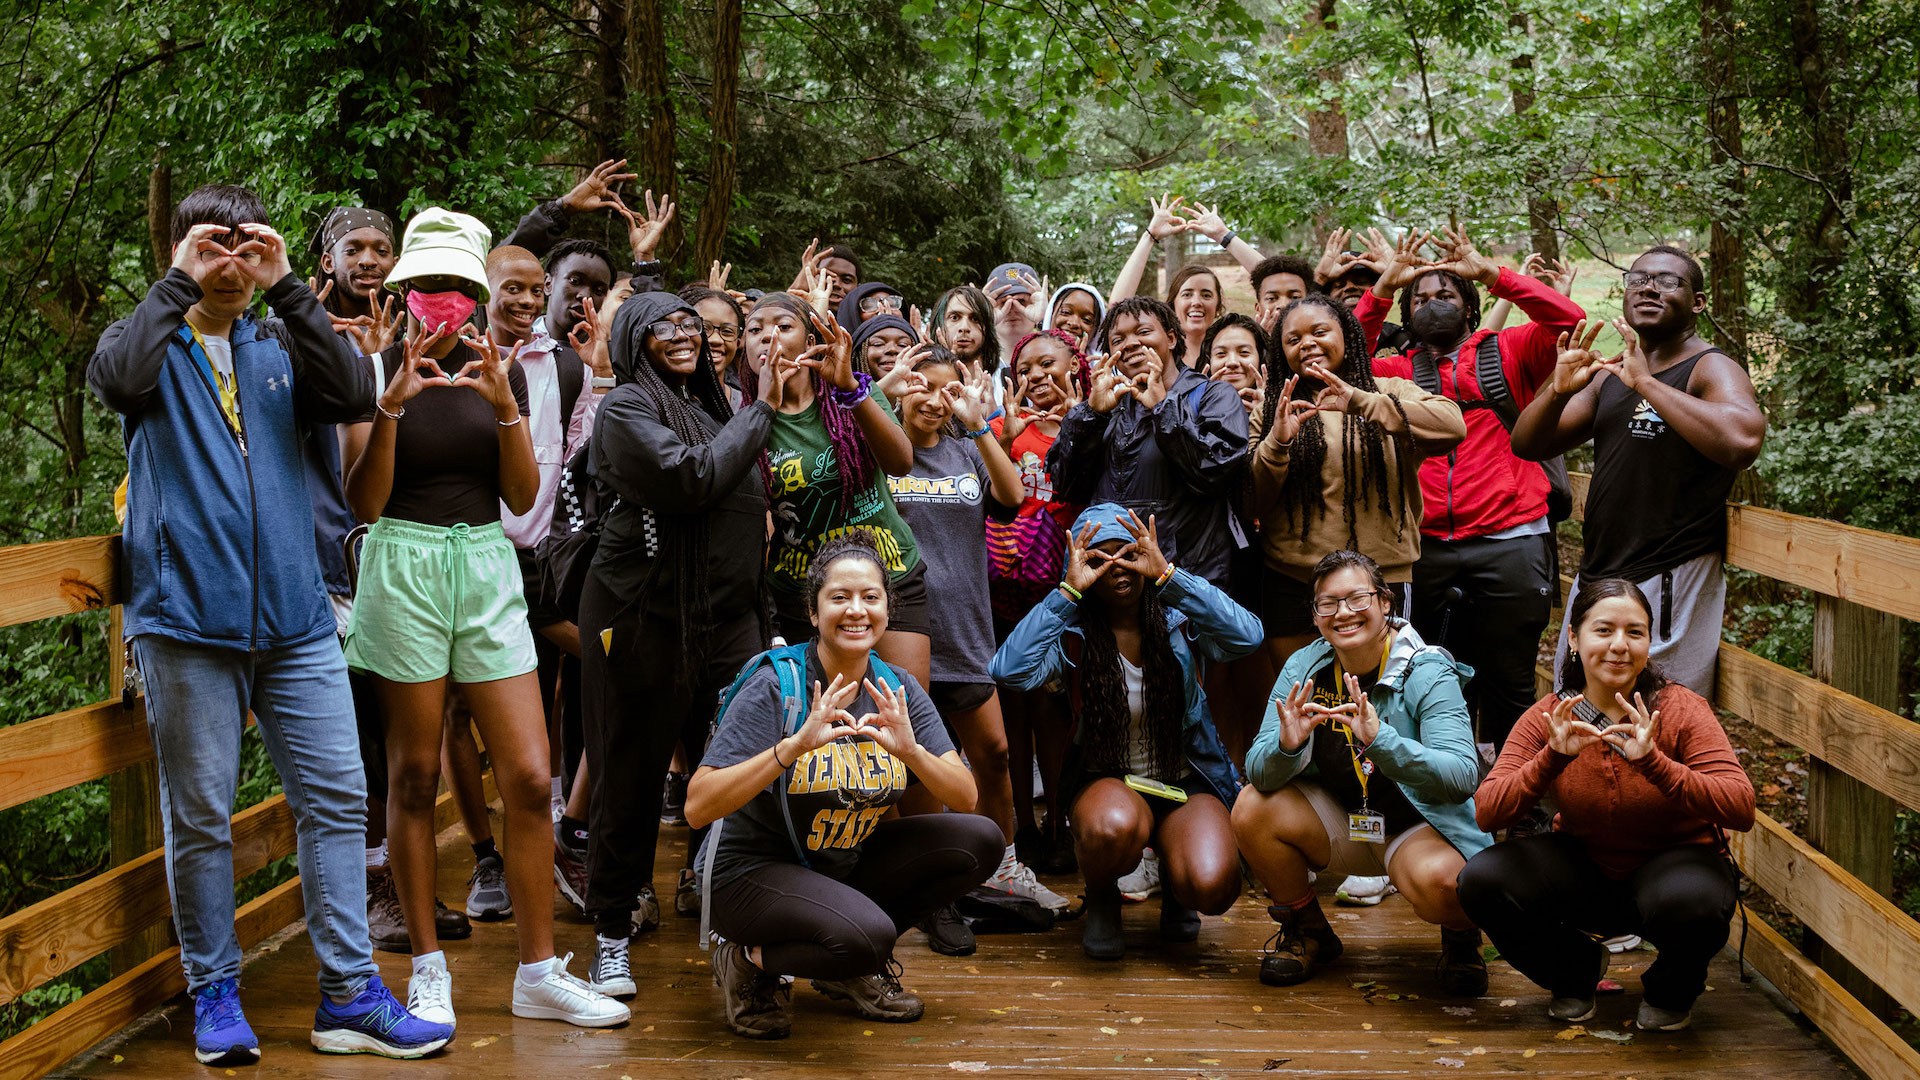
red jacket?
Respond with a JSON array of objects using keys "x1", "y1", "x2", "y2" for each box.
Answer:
[
  {"x1": 1362, "y1": 269, "x2": 1583, "y2": 540},
  {"x1": 1474, "y1": 685, "x2": 1756, "y2": 877}
]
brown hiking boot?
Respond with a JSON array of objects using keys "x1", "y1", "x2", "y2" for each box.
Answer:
[
  {"x1": 1437, "y1": 926, "x2": 1488, "y2": 996},
  {"x1": 1258, "y1": 897, "x2": 1344, "y2": 986},
  {"x1": 712, "y1": 940, "x2": 791, "y2": 1039},
  {"x1": 366, "y1": 868, "x2": 409, "y2": 953},
  {"x1": 810, "y1": 958, "x2": 924, "y2": 1022}
]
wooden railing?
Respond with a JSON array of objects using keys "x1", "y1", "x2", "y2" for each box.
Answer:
[
  {"x1": 1553, "y1": 474, "x2": 1920, "y2": 1080},
  {"x1": 0, "y1": 537, "x2": 480, "y2": 1080}
]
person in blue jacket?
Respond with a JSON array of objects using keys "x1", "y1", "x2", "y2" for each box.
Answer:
[
  {"x1": 1231, "y1": 549, "x2": 1491, "y2": 996},
  {"x1": 990, "y1": 502, "x2": 1260, "y2": 960},
  {"x1": 87, "y1": 184, "x2": 452, "y2": 1064}
]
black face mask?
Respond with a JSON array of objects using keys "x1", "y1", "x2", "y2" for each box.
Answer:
[{"x1": 1409, "y1": 299, "x2": 1466, "y2": 344}]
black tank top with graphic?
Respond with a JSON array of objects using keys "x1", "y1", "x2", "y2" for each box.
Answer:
[{"x1": 1580, "y1": 349, "x2": 1738, "y2": 582}]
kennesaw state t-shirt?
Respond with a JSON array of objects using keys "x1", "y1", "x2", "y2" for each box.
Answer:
[
  {"x1": 697, "y1": 646, "x2": 954, "y2": 887},
  {"x1": 765, "y1": 399, "x2": 921, "y2": 610},
  {"x1": 889, "y1": 436, "x2": 1014, "y2": 683}
]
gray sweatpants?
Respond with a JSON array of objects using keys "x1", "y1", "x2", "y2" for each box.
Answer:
[{"x1": 1552, "y1": 550, "x2": 1726, "y2": 697}]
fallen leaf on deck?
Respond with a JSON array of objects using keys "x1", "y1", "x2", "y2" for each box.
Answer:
[
  {"x1": 1590, "y1": 1030, "x2": 1634, "y2": 1043},
  {"x1": 1049, "y1": 980, "x2": 1063, "y2": 987},
  {"x1": 111, "y1": 1057, "x2": 123, "y2": 1065},
  {"x1": 1523, "y1": 1049, "x2": 1538, "y2": 1058},
  {"x1": 864, "y1": 1029, "x2": 875, "y2": 1036},
  {"x1": 1361, "y1": 1022, "x2": 1373, "y2": 1030},
  {"x1": 947, "y1": 1063, "x2": 989, "y2": 1073},
  {"x1": 1470, "y1": 1047, "x2": 1485, "y2": 1055},
  {"x1": 469, "y1": 1036, "x2": 498, "y2": 1048},
  {"x1": 1705, "y1": 984, "x2": 1715, "y2": 992},
  {"x1": 1262, "y1": 1059, "x2": 1291, "y2": 1070},
  {"x1": 1556, "y1": 1025, "x2": 1589, "y2": 1040},
  {"x1": 1100, "y1": 1026, "x2": 1120, "y2": 1035},
  {"x1": 1428, "y1": 1037, "x2": 1459, "y2": 1045},
  {"x1": 1442, "y1": 1006, "x2": 1474, "y2": 1017},
  {"x1": 1251, "y1": 1005, "x2": 1264, "y2": 1013},
  {"x1": 966, "y1": 966, "x2": 980, "y2": 974},
  {"x1": 1499, "y1": 999, "x2": 1518, "y2": 1007},
  {"x1": 807, "y1": 1052, "x2": 820, "y2": 1059},
  {"x1": 1350, "y1": 981, "x2": 1377, "y2": 989},
  {"x1": 1199, "y1": 1059, "x2": 1222, "y2": 1065},
  {"x1": 642, "y1": 1025, "x2": 654, "y2": 1032},
  {"x1": 1385, "y1": 993, "x2": 1401, "y2": 1000},
  {"x1": 1434, "y1": 1057, "x2": 1465, "y2": 1068},
  {"x1": 1129, "y1": 1016, "x2": 1144, "y2": 1024},
  {"x1": 989, "y1": 1008, "x2": 1006, "y2": 1015},
  {"x1": 1335, "y1": 912, "x2": 1360, "y2": 920}
]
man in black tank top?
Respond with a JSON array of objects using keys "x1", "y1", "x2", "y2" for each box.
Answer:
[{"x1": 1509, "y1": 246, "x2": 1766, "y2": 694}]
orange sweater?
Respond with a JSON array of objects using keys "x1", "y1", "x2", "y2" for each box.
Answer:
[{"x1": 1475, "y1": 684, "x2": 1755, "y2": 876}]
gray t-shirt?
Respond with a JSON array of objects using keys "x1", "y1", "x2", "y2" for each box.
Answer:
[
  {"x1": 889, "y1": 436, "x2": 1015, "y2": 683},
  {"x1": 698, "y1": 646, "x2": 954, "y2": 888}
]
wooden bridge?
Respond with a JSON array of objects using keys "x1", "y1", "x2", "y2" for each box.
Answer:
[{"x1": 2, "y1": 476, "x2": 1917, "y2": 1078}]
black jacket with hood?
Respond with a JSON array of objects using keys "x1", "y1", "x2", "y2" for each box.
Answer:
[
  {"x1": 585, "y1": 291, "x2": 773, "y2": 626},
  {"x1": 835, "y1": 282, "x2": 902, "y2": 331}
]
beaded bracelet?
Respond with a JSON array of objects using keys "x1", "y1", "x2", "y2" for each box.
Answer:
[
  {"x1": 1154, "y1": 564, "x2": 1176, "y2": 588},
  {"x1": 963, "y1": 424, "x2": 993, "y2": 440},
  {"x1": 1058, "y1": 582, "x2": 1083, "y2": 602}
]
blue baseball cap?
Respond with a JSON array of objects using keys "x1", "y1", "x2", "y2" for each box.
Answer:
[
  {"x1": 987, "y1": 262, "x2": 1038, "y2": 297},
  {"x1": 1072, "y1": 502, "x2": 1138, "y2": 547}
]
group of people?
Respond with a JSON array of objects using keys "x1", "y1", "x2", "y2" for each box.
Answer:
[{"x1": 92, "y1": 164, "x2": 1764, "y2": 1064}]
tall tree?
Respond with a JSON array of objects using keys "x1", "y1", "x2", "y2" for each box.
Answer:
[
  {"x1": 1507, "y1": 10, "x2": 1559, "y2": 262},
  {"x1": 1303, "y1": 0, "x2": 1349, "y2": 243},
  {"x1": 696, "y1": 0, "x2": 742, "y2": 273},
  {"x1": 630, "y1": 0, "x2": 685, "y2": 269}
]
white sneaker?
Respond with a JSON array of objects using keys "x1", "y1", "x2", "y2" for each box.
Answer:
[
  {"x1": 1335, "y1": 874, "x2": 1393, "y2": 907},
  {"x1": 588, "y1": 936, "x2": 637, "y2": 999},
  {"x1": 1118, "y1": 849, "x2": 1160, "y2": 902},
  {"x1": 407, "y1": 963, "x2": 456, "y2": 1030},
  {"x1": 1604, "y1": 934, "x2": 1644, "y2": 953},
  {"x1": 512, "y1": 954, "x2": 631, "y2": 1027},
  {"x1": 987, "y1": 848, "x2": 1070, "y2": 910}
]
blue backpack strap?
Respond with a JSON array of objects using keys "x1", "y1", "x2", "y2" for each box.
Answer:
[
  {"x1": 865, "y1": 651, "x2": 904, "y2": 692},
  {"x1": 714, "y1": 644, "x2": 816, "y2": 867}
]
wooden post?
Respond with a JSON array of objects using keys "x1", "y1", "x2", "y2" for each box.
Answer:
[
  {"x1": 1802, "y1": 594, "x2": 1901, "y2": 1018},
  {"x1": 104, "y1": 605, "x2": 168, "y2": 974}
]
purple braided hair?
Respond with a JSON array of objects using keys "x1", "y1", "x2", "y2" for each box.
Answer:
[{"x1": 742, "y1": 292, "x2": 881, "y2": 520}]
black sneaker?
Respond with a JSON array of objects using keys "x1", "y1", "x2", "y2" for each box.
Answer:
[
  {"x1": 916, "y1": 902, "x2": 975, "y2": 957},
  {"x1": 466, "y1": 854, "x2": 512, "y2": 920},
  {"x1": 811, "y1": 958, "x2": 924, "y2": 1022},
  {"x1": 1083, "y1": 890, "x2": 1125, "y2": 960},
  {"x1": 1258, "y1": 898, "x2": 1343, "y2": 986},
  {"x1": 712, "y1": 940, "x2": 790, "y2": 1039},
  {"x1": 1159, "y1": 895, "x2": 1201, "y2": 942},
  {"x1": 1437, "y1": 927, "x2": 1488, "y2": 996},
  {"x1": 675, "y1": 867, "x2": 701, "y2": 918},
  {"x1": 553, "y1": 823, "x2": 589, "y2": 915},
  {"x1": 660, "y1": 772, "x2": 690, "y2": 826}
]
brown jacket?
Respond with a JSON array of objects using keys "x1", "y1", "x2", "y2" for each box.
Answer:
[{"x1": 1248, "y1": 375, "x2": 1464, "y2": 583}]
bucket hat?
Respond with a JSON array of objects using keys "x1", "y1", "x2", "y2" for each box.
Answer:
[{"x1": 386, "y1": 207, "x2": 492, "y2": 301}]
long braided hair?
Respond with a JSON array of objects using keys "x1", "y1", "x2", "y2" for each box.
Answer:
[
  {"x1": 608, "y1": 294, "x2": 735, "y2": 685},
  {"x1": 1259, "y1": 293, "x2": 1410, "y2": 547},
  {"x1": 736, "y1": 292, "x2": 881, "y2": 520},
  {"x1": 1076, "y1": 574, "x2": 1187, "y2": 781}
]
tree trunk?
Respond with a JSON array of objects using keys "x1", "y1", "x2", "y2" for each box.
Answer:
[
  {"x1": 1699, "y1": 0, "x2": 1748, "y2": 362},
  {"x1": 1779, "y1": 0, "x2": 1852, "y2": 416},
  {"x1": 590, "y1": 0, "x2": 630, "y2": 167},
  {"x1": 629, "y1": 0, "x2": 685, "y2": 270},
  {"x1": 147, "y1": 161, "x2": 171, "y2": 277},
  {"x1": 1508, "y1": 12, "x2": 1559, "y2": 262},
  {"x1": 695, "y1": 0, "x2": 742, "y2": 274},
  {"x1": 1302, "y1": 0, "x2": 1348, "y2": 244}
]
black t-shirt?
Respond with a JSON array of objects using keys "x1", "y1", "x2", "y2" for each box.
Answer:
[
  {"x1": 361, "y1": 342, "x2": 531, "y2": 527},
  {"x1": 1308, "y1": 663, "x2": 1423, "y2": 835},
  {"x1": 698, "y1": 645, "x2": 955, "y2": 887},
  {"x1": 1581, "y1": 349, "x2": 1739, "y2": 582}
]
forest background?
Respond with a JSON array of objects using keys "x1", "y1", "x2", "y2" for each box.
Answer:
[{"x1": 1, "y1": 0, "x2": 1915, "y2": 1040}]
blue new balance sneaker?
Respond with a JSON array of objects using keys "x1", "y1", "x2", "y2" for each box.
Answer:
[
  {"x1": 193, "y1": 977, "x2": 260, "y2": 1065},
  {"x1": 309, "y1": 975, "x2": 452, "y2": 1058}
]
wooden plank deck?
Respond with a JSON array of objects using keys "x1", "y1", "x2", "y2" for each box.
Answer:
[{"x1": 54, "y1": 822, "x2": 1860, "y2": 1079}]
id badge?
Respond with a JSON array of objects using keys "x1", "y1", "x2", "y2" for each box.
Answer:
[{"x1": 1349, "y1": 811, "x2": 1386, "y2": 844}]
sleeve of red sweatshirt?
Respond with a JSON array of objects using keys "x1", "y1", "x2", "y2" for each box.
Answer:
[
  {"x1": 1627, "y1": 687, "x2": 1758, "y2": 832},
  {"x1": 1473, "y1": 695, "x2": 1575, "y2": 831},
  {"x1": 1355, "y1": 289, "x2": 1395, "y2": 359},
  {"x1": 1492, "y1": 268, "x2": 1585, "y2": 409}
]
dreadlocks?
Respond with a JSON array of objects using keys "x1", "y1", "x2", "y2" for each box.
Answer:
[
  {"x1": 737, "y1": 292, "x2": 881, "y2": 521},
  {"x1": 1260, "y1": 293, "x2": 1409, "y2": 548},
  {"x1": 1075, "y1": 580, "x2": 1187, "y2": 782},
  {"x1": 1394, "y1": 267, "x2": 1483, "y2": 340}
]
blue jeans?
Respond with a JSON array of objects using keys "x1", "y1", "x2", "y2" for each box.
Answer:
[{"x1": 133, "y1": 632, "x2": 375, "y2": 998}]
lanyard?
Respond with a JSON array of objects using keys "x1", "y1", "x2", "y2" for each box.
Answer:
[
  {"x1": 177, "y1": 324, "x2": 243, "y2": 439},
  {"x1": 1327, "y1": 632, "x2": 1393, "y2": 808}
]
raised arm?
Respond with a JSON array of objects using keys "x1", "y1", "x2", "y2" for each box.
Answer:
[
  {"x1": 1510, "y1": 319, "x2": 1607, "y2": 461},
  {"x1": 1108, "y1": 194, "x2": 1186, "y2": 306},
  {"x1": 90, "y1": 225, "x2": 254, "y2": 415},
  {"x1": 1182, "y1": 201, "x2": 1267, "y2": 275}
]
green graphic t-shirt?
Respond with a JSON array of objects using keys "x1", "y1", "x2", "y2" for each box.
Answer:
[{"x1": 765, "y1": 399, "x2": 921, "y2": 607}]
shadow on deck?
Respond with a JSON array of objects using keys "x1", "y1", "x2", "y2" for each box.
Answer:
[{"x1": 55, "y1": 821, "x2": 1859, "y2": 1079}]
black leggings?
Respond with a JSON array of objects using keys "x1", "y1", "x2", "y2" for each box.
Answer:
[
  {"x1": 710, "y1": 814, "x2": 1003, "y2": 980},
  {"x1": 1410, "y1": 532, "x2": 1554, "y2": 749},
  {"x1": 580, "y1": 577, "x2": 764, "y2": 937},
  {"x1": 1456, "y1": 834, "x2": 1737, "y2": 1009}
]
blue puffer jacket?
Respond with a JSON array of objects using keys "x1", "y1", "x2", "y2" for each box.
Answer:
[
  {"x1": 1247, "y1": 620, "x2": 1493, "y2": 860},
  {"x1": 989, "y1": 569, "x2": 1261, "y2": 806},
  {"x1": 89, "y1": 270, "x2": 372, "y2": 650}
]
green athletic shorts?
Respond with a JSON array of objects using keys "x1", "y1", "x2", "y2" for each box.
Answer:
[{"x1": 343, "y1": 518, "x2": 537, "y2": 684}]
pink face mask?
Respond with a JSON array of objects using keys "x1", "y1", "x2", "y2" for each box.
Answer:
[{"x1": 404, "y1": 288, "x2": 477, "y2": 332}]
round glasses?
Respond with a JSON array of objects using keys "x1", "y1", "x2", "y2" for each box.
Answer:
[
  {"x1": 1311, "y1": 590, "x2": 1385, "y2": 617},
  {"x1": 649, "y1": 317, "x2": 708, "y2": 341}
]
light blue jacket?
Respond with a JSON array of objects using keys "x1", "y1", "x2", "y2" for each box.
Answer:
[{"x1": 1247, "y1": 620, "x2": 1492, "y2": 859}]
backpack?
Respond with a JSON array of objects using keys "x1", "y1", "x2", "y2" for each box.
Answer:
[
  {"x1": 1410, "y1": 334, "x2": 1573, "y2": 524},
  {"x1": 697, "y1": 643, "x2": 904, "y2": 945}
]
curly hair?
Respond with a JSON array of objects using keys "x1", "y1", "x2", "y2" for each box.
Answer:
[
  {"x1": 1260, "y1": 294, "x2": 1410, "y2": 547},
  {"x1": 737, "y1": 292, "x2": 881, "y2": 521},
  {"x1": 1075, "y1": 581, "x2": 1187, "y2": 781},
  {"x1": 804, "y1": 528, "x2": 898, "y2": 623},
  {"x1": 1096, "y1": 295, "x2": 1187, "y2": 366},
  {"x1": 1558, "y1": 578, "x2": 1670, "y2": 700}
]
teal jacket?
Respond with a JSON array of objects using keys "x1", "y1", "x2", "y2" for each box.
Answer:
[{"x1": 1246, "y1": 620, "x2": 1492, "y2": 860}]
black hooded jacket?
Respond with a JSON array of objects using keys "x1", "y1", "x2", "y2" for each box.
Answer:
[{"x1": 585, "y1": 291, "x2": 773, "y2": 624}]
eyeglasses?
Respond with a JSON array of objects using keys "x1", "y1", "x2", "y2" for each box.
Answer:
[
  {"x1": 705, "y1": 323, "x2": 740, "y2": 341},
  {"x1": 1311, "y1": 590, "x2": 1385, "y2": 617},
  {"x1": 1622, "y1": 270, "x2": 1688, "y2": 293},
  {"x1": 859, "y1": 294, "x2": 904, "y2": 315},
  {"x1": 649, "y1": 317, "x2": 708, "y2": 341}
]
